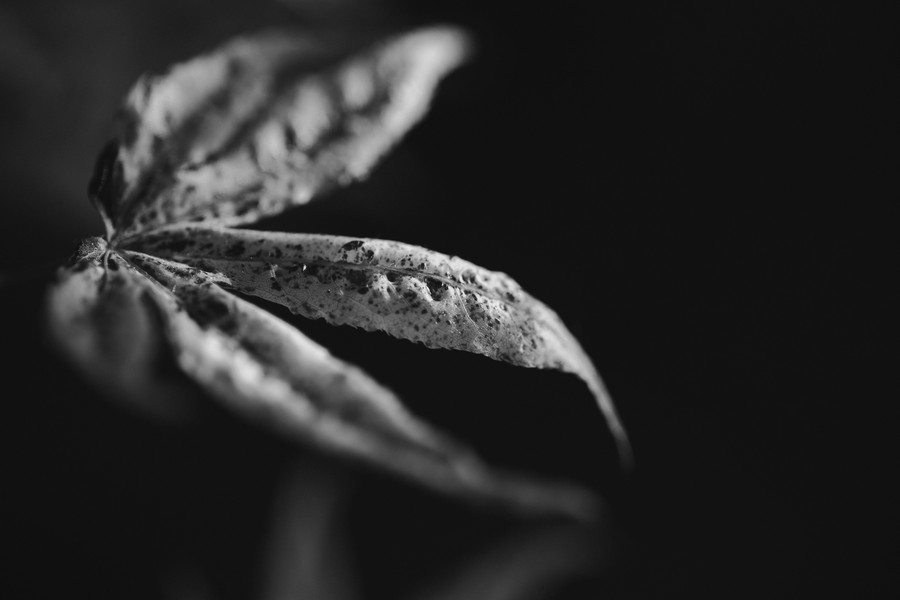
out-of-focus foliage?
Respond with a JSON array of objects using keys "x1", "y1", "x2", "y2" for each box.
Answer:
[{"x1": 46, "y1": 23, "x2": 627, "y2": 519}]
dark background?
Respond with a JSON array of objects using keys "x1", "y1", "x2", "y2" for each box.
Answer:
[{"x1": 1, "y1": 1, "x2": 895, "y2": 598}]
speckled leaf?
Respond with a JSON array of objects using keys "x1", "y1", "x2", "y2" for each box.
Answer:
[
  {"x1": 122, "y1": 250, "x2": 599, "y2": 519},
  {"x1": 94, "y1": 26, "x2": 470, "y2": 240},
  {"x1": 130, "y1": 225, "x2": 632, "y2": 464},
  {"x1": 43, "y1": 240, "x2": 197, "y2": 421}
]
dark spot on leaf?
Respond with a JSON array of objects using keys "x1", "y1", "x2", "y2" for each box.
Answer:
[
  {"x1": 238, "y1": 337, "x2": 268, "y2": 358},
  {"x1": 234, "y1": 201, "x2": 254, "y2": 217},
  {"x1": 225, "y1": 242, "x2": 246, "y2": 257},
  {"x1": 283, "y1": 124, "x2": 297, "y2": 149},
  {"x1": 425, "y1": 277, "x2": 447, "y2": 300},
  {"x1": 340, "y1": 240, "x2": 365, "y2": 251},
  {"x1": 188, "y1": 295, "x2": 231, "y2": 327},
  {"x1": 346, "y1": 270, "x2": 368, "y2": 287}
]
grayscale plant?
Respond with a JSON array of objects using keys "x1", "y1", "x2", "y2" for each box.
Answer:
[{"x1": 45, "y1": 25, "x2": 631, "y2": 523}]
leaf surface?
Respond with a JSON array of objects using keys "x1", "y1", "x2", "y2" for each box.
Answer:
[
  {"x1": 43, "y1": 239, "x2": 197, "y2": 420},
  {"x1": 95, "y1": 26, "x2": 470, "y2": 240},
  {"x1": 131, "y1": 226, "x2": 632, "y2": 464},
  {"x1": 126, "y1": 251, "x2": 600, "y2": 519}
]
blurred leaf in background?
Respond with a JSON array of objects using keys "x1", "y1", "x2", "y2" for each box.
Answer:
[{"x1": 257, "y1": 459, "x2": 614, "y2": 600}]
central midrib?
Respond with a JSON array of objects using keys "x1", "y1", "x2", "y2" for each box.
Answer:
[{"x1": 167, "y1": 253, "x2": 510, "y2": 304}]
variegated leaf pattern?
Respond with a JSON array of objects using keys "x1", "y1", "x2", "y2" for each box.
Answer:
[
  {"x1": 129, "y1": 225, "x2": 632, "y2": 463},
  {"x1": 92, "y1": 26, "x2": 470, "y2": 241},
  {"x1": 46, "y1": 24, "x2": 631, "y2": 522}
]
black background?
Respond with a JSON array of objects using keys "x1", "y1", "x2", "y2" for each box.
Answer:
[{"x1": 1, "y1": 1, "x2": 895, "y2": 598}]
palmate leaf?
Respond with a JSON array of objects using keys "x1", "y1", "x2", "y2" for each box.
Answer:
[{"x1": 46, "y1": 24, "x2": 631, "y2": 520}]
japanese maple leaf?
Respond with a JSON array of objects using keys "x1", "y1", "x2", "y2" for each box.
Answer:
[{"x1": 45, "y1": 25, "x2": 630, "y2": 520}]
